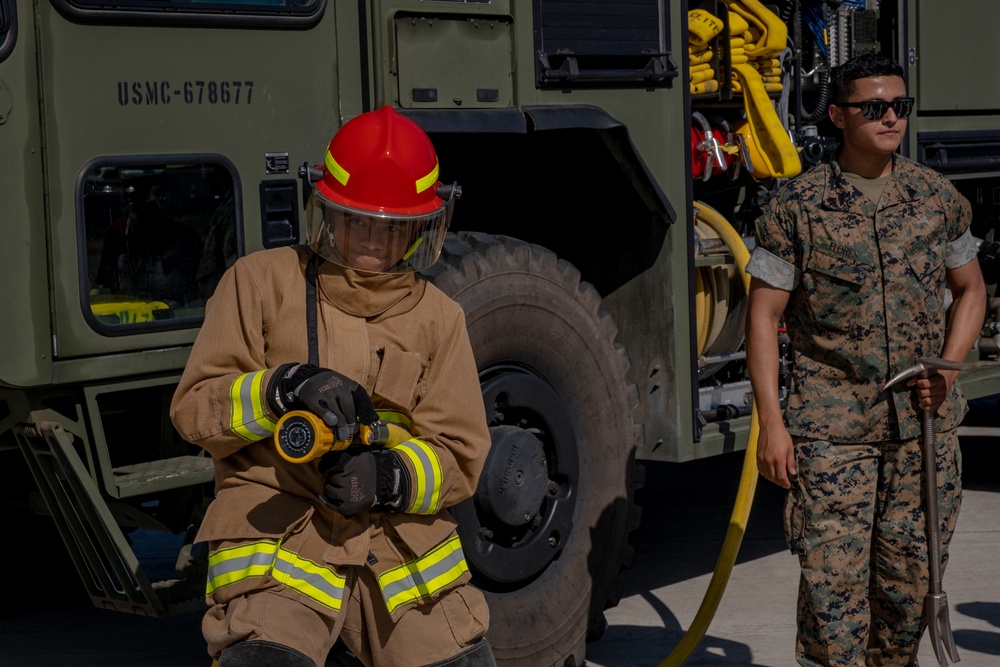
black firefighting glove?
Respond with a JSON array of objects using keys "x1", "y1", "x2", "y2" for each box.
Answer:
[
  {"x1": 266, "y1": 363, "x2": 368, "y2": 443},
  {"x1": 317, "y1": 448, "x2": 410, "y2": 516}
]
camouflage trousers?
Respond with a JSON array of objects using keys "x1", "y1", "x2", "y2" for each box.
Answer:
[{"x1": 784, "y1": 431, "x2": 962, "y2": 667}]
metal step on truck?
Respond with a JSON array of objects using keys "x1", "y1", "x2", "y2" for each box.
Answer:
[{"x1": 2, "y1": 0, "x2": 1000, "y2": 665}]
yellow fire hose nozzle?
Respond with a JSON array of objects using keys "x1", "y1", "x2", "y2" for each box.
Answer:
[{"x1": 274, "y1": 410, "x2": 386, "y2": 464}]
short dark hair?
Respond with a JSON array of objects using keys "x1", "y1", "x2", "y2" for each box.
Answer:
[{"x1": 830, "y1": 53, "x2": 905, "y2": 102}]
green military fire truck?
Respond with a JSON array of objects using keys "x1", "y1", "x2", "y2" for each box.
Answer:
[{"x1": 2, "y1": 0, "x2": 999, "y2": 664}]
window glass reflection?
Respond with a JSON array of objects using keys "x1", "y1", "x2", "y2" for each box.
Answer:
[{"x1": 83, "y1": 162, "x2": 238, "y2": 329}]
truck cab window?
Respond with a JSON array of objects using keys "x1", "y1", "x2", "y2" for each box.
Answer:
[{"x1": 81, "y1": 161, "x2": 240, "y2": 332}]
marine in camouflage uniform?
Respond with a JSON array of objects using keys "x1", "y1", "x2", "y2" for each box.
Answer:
[
  {"x1": 744, "y1": 53, "x2": 985, "y2": 667},
  {"x1": 748, "y1": 154, "x2": 975, "y2": 665}
]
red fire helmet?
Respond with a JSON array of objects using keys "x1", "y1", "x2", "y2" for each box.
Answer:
[
  {"x1": 317, "y1": 105, "x2": 444, "y2": 216},
  {"x1": 306, "y1": 106, "x2": 458, "y2": 274}
]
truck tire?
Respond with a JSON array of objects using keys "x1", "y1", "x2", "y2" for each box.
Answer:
[{"x1": 422, "y1": 232, "x2": 643, "y2": 667}]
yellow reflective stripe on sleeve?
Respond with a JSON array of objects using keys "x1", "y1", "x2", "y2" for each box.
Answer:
[
  {"x1": 390, "y1": 437, "x2": 442, "y2": 515},
  {"x1": 415, "y1": 162, "x2": 439, "y2": 194},
  {"x1": 377, "y1": 535, "x2": 468, "y2": 615},
  {"x1": 229, "y1": 371, "x2": 277, "y2": 441},
  {"x1": 206, "y1": 539, "x2": 345, "y2": 612}
]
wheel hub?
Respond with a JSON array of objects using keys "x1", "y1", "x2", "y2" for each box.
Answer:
[
  {"x1": 454, "y1": 368, "x2": 578, "y2": 588},
  {"x1": 476, "y1": 425, "x2": 548, "y2": 528}
]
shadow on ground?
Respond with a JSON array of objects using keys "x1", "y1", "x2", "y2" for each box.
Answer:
[{"x1": 585, "y1": 434, "x2": 1000, "y2": 667}]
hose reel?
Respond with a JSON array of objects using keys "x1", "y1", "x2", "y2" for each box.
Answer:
[{"x1": 693, "y1": 202, "x2": 751, "y2": 378}]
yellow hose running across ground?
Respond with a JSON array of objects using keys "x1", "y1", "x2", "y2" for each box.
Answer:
[{"x1": 658, "y1": 203, "x2": 760, "y2": 667}]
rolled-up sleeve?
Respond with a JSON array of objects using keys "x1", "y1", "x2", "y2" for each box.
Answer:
[
  {"x1": 746, "y1": 246, "x2": 799, "y2": 290},
  {"x1": 945, "y1": 228, "x2": 978, "y2": 269},
  {"x1": 747, "y1": 194, "x2": 801, "y2": 291}
]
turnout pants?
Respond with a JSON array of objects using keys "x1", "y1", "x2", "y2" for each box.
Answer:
[
  {"x1": 204, "y1": 563, "x2": 490, "y2": 667},
  {"x1": 784, "y1": 431, "x2": 962, "y2": 667}
]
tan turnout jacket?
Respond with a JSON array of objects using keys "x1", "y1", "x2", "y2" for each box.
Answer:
[{"x1": 170, "y1": 245, "x2": 490, "y2": 618}]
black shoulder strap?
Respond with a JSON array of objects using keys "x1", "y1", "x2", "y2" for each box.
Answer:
[{"x1": 306, "y1": 253, "x2": 321, "y2": 366}]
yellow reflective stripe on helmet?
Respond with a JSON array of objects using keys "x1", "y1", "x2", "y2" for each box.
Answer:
[
  {"x1": 326, "y1": 150, "x2": 350, "y2": 186},
  {"x1": 415, "y1": 163, "x2": 439, "y2": 194},
  {"x1": 206, "y1": 539, "x2": 345, "y2": 612},
  {"x1": 390, "y1": 437, "x2": 442, "y2": 514},
  {"x1": 229, "y1": 371, "x2": 277, "y2": 441},
  {"x1": 377, "y1": 535, "x2": 468, "y2": 615}
]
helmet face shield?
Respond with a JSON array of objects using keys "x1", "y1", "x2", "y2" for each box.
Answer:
[
  {"x1": 307, "y1": 190, "x2": 452, "y2": 274},
  {"x1": 302, "y1": 107, "x2": 459, "y2": 273}
]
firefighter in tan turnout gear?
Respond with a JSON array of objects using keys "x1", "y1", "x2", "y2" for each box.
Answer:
[{"x1": 170, "y1": 106, "x2": 495, "y2": 667}]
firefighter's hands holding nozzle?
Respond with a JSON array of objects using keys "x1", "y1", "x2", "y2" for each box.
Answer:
[
  {"x1": 312, "y1": 377, "x2": 410, "y2": 515},
  {"x1": 266, "y1": 362, "x2": 410, "y2": 515},
  {"x1": 268, "y1": 363, "x2": 365, "y2": 442}
]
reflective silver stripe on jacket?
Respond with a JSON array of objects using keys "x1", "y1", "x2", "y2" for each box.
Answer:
[
  {"x1": 377, "y1": 535, "x2": 468, "y2": 614},
  {"x1": 206, "y1": 539, "x2": 345, "y2": 611},
  {"x1": 390, "y1": 437, "x2": 443, "y2": 514},
  {"x1": 229, "y1": 370, "x2": 277, "y2": 441}
]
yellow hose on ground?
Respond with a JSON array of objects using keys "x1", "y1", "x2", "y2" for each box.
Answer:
[{"x1": 658, "y1": 203, "x2": 760, "y2": 667}]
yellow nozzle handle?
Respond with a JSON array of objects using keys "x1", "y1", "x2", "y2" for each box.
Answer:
[
  {"x1": 274, "y1": 411, "x2": 341, "y2": 463},
  {"x1": 274, "y1": 410, "x2": 357, "y2": 463},
  {"x1": 274, "y1": 411, "x2": 409, "y2": 464}
]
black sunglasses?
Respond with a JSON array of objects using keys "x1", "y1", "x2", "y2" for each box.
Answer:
[{"x1": 834, "y1": 97, "x2": 914, "y2": 121}]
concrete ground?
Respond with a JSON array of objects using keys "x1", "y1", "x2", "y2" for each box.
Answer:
[{"x1": 585, "y1": 434, "x2": 1000, "y2": 667}]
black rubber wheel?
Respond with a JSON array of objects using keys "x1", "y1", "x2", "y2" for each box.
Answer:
[{"x1": 423, "y1": 232, "x2": 643, "y2": 667}]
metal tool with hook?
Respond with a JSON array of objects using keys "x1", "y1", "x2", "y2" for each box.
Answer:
[{"x1": 883, "y1": 357, "x2": 973, "y2": 667}]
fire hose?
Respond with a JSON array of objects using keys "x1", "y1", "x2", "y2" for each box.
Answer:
[{"x1": 658, "y1": 202, "x2": 760, "y2": 667}]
